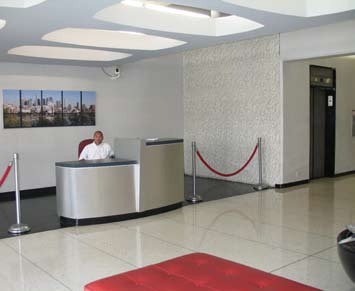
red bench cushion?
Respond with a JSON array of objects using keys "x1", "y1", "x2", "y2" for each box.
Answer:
[{"x1": 85, "y1": 253, "x2": 321, "y2": 291}]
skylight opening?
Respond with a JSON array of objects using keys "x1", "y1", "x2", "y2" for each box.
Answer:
[
  {"x1": 0, "y1": 19, "x2": 6, "y2": 30},
  {"x1": 144, "y1": 3, "x2": 209, "y2": 18},
  {"x1": 42, "y1": 28, "x2": 186, "y2": 51},
  {"x1": 121, "y1": 0, "x2": 226, "y2": 19},
  {"x1": 0, "y1": 0, "x2": 47, "y2": 8},
  {"x1": 94, "y1": 2, "x2": 263, "y2": 37},
  {"x1": 117, "y1": 30, "x2": 145, "y2": 36},
  {"x1": 8, "y1": 46, "x2": 131, "y2": 61}
]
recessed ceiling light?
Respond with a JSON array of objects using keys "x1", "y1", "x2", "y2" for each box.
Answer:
[
  {"x1": 0, "y1": 19, "x2": 6, "y2": 30},
  {"x1": 0, "y1": 0, "x2": 47, "y2": 8},
  {"x1": 42, "y1": 28, "x2": 186, "y2": 50},
  {"x1": 8, "y1": 46, "x2": 131, "y2": 61},
  {"x1": 121, "y1": 0, "x2": 144, "y2": 8},
  {"x1": 122, "y1": 0, "x2": 210, "y2": 18},
  {"x1": 95, "y1": 3, "x2": 263, "y2": 36},
  {"x1": 144, "y1": 3, "x2": 210, "y2": 18},
  {"x1": 117, "y1": 30, "x2": 145, "y2": 36}
]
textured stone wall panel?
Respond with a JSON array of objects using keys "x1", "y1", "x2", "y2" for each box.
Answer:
[{"x1": 183, "y1": 35, "x2": 281, "y2": 185}]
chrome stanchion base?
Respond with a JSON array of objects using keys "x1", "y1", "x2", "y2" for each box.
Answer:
[
  {"x1": 186, "y1": 194, "x2": 203, "y2": 204},
  {"x1": 8, "y1": 223, "x2": 31, "y2": 235},
  {"x1": 253, "y1": 184, "x2": 269, "y2": 191}
]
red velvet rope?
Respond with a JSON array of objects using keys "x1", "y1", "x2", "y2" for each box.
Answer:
[
  {"x1": 0, "y1": 162, "x2": 13, "y2": 188},
  {"x1": 196, "y1": 144, "x2": 258, "y2": 177}
]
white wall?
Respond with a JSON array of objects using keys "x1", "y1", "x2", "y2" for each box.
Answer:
[
  {"x1": 282, "y1": 61, "x2": 310, "y2": 183},
  {"x1": 183, "y1": 35, "x2": 281, "y2": 185},
  {"x1": 283, "y1": 56, "x2": 355, "y2": 183},
  {"x1": 0, "y1": 54, "x2": 183, "y2": 193},
  {"x1": 281, "y1": 19, "x2": 355, "y2": 61},
  {"x1": 281, "y1": 18, "x2": 355, "y2": 184}
]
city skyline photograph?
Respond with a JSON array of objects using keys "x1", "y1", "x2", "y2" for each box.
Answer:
[
  {"x1": 3, "y1": 89, "x2": 21, "y2": 128},
  {"x1": 2, "y1": 89, "x2": 96, "y2": 128},
  {"x1": 82, "y1": 91, "x2": 96, "y2": 126},
  {"x1": 21, "y1": 90, "x2": 41, "y2": 127},
  {"x1": 42, "y1": 90, "x2": 63, "y2": 126},
  {"x1": 63, "y1": 90, "x2": 81, "y2": 126}
]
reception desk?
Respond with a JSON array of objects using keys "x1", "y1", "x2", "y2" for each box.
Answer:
[{"x1": 56, "y1": 138, "x2": 184, "y2": 226}]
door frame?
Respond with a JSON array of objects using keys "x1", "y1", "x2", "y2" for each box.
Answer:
[{"x1": 309, "y1": 65, "x2": 336, "y2": 179}]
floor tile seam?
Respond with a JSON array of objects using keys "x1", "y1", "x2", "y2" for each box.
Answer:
[
  {"x1": 58, "y1": 223, "x2": 123, "y2": 237},
  {"x1": 2, "y1": 240, "x2": 72, "y2": 290},
  {"x1": 248, "y1": 223, "x2": 338, "y2": 239},
  {"x1": 64, "y1": 217, "x2": 335, "y2": 246},
  {"x1": 308, "y1": 245, "x2": 337, "y2": 257},
  {"x1": 126, "y1": 217, "x2": 230, "y2": 250},
  {"x1": 202, "y1": 227, "x2": 313, "y2": 256},
  {"x1": 308, "y1": 245, "x2": 342, "y2": 265},
  {"x1": 120, "y1": 224, "x2": 203, "y2": 253},
  {"x1": 268, "y1": 254, "x2": 314, "y2": 274},
  {"x1": 60, "y1": 231, "x2": 138, "y2": 269},
  {"x1": 125, "y1": 219, "x2": 311, "y2": 258},
  {"x1": 122, "y1": 218, "x2": 218, "y2": 243},
  {"x1": 309, "y1": 254, "x2": 341, "y2": 265},
  {"x1": 163, "y1": 217, "x2": 335, "y2": 256},
  {"x1": 169, "y1": 219, "x2": 216, "y2": 233},
  {"x1": 221, "y1": 210, "x2": 353, "y2": 226},
  {"x1": 301, "y1": 254, "x2": 345, "y2": 265},
  {"x1": 215, "y1": 215, "x2": 342, "y2": 240},
  {"x1": 134, "y1": 216, "x2": 213, "y2": 233},
  {"x1": 161, "y1": 208, "x2": 342, "y2": 240}
]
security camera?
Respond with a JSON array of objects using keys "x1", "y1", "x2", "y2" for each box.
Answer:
[{"x1": 101, "y1": 66, "x2": 121, "y2": 80}]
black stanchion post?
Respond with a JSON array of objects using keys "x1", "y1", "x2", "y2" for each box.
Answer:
[
  {"x1": 8, "y1": 153, "x2": 31, "y2": 235},
  {"x1": 187, "y1": 141, "x2": 202, "y2": 203},
  {"x1": 253, "y1": 138, "x2": 268, "y2": 191}
]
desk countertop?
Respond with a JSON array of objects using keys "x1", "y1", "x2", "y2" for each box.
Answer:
[{"x1": 55, "y1": 158, "x2": 138, "y2": 168}]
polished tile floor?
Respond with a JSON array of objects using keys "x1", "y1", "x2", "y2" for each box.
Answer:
[
  {"x1": 0, "y1": 175, "x2": 254, "y2": 239},
  {"x1": 1, "y1": 176, "x2": 355, "y2": 291}
]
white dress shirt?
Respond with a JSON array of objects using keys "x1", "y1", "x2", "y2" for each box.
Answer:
[{"x1": 79, "y1": 142, "x2": 114, "y2": 160}]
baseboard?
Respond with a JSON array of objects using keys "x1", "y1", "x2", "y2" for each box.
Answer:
[
  {"x1": 334, "y1": 170, "x2": 355, "y2": 178},
  {"x1": 184, "y1": 174, "x2": 253, "y2": 186},
  {"x1": 275, "y1": 179, "x2": 309, "y2": 189},
  {"x1": 0, "y1": 187, "x2": 56, "y2": 202},
  {"x1": 60, "y1": 202, "x2": 183, "y2": 226}
]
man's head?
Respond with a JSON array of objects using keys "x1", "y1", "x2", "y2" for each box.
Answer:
[{"x1": 93, "y1": 130, "x2": 104, "y2": 145}]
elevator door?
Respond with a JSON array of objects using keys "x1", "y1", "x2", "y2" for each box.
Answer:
[{"x1": 310, "y1": 66, "x2": 336, "y2": 179}]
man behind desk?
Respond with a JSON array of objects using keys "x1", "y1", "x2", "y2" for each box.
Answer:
[{"x1": 79, "y1": 130, "x2": 114, "y2": 160}]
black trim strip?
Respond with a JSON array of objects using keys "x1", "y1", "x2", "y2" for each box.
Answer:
[
  {"x1": 334, "y1": 170, "x2": 355, "y2": 178},
  {"x1": 275, "y1": 179, "x2": 309, "y2": 189},
  {"x1": 60, "y1": 202, "x2": 183, "y2": 226},
  {"x1": 0, "y1": 186, "x2": 56, "y2": 202},
  {"x1": 145, "y1": 139, "x2": 183, "y2": 146}
]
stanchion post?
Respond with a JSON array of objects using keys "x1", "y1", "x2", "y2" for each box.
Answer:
[
  {"x1": 253, "y1": 138, "x2": 268, "y2": 191},
  {"x1": 187, "y1": 141, "x2": 202, "y2": 203},
  {"x1": 8, "y1": 153, "x2": 31, "y2": 235}
]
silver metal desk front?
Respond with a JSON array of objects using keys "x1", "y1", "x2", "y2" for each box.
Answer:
[{"x1": 56, "y1": 159, "x2": 139, "y2": 220}]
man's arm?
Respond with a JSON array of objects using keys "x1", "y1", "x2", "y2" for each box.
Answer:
[{"x1": 79, "y1": 146, "x2": 88, "y2": 160}]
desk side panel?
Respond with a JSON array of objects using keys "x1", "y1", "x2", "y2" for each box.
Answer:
[{"x1": 139, "y1": 142, "x2": 184, "y2": 212}]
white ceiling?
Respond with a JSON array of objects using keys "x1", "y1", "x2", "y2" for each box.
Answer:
[{"x1": 0, "y1": 0, "x2": 354, "y2": 66}]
